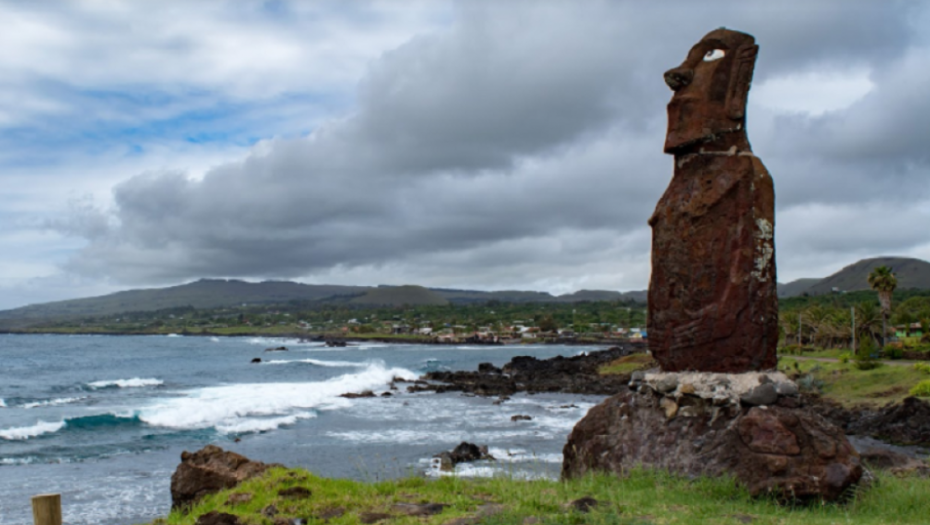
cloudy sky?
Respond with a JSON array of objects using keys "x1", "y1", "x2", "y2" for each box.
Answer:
[{"x1": 2, "y1": 0, "x2": 929, "y2": 310}]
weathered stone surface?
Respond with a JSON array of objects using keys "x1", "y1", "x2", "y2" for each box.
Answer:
[
  {"x1": 648, "y1": 28, "x2": 777, "y2": 373},
  {"x1": 563, "y1": 389, "x2": 863, "y2": 501},
  {"x1": 170, "y1": 445, "x2": 275, "y2": 510}
]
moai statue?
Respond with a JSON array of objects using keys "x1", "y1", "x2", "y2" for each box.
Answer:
[{"x1": 647, "y1": 28, "x2": 778, "y2": 372}]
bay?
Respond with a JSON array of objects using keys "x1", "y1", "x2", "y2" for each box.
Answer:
[{"x1": 0, "y1": 334, "x2": 606, "y2": 525}]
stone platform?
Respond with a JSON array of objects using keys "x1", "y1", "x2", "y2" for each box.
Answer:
[{"x1": 562, "y1": 371, "x2": 864, "y2": 501}]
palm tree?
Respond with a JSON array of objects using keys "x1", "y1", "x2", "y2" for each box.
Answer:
[{"x1": 868, "y1": 265, "x2": 897, "y2": 348}]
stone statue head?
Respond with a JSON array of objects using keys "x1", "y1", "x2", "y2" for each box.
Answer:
[{"x1": 663, "y1": 28, "x2": 758, "y2": 154}]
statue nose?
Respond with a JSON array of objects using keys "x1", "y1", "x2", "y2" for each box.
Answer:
[{"x1": 664, "y1": 67, "x2": 693, "y2": 91}]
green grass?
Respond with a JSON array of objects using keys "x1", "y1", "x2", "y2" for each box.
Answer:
[
  {"x1": 152, "y1": 467, "x2": 930, "y2": 525},
  {"x1": 599, "y1": 354, "x2": 654, "y2": 376},
  {"x1": 778, "y1": 357, "x2": 925, "y2": 407}
]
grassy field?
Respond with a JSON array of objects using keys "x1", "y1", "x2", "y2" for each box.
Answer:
[
  {"x1": 154, "y1": 467, "x2": 930, "y2": 525},
  {"x1": 777, "y1": 357, "x2": 927, "y2": 407}
]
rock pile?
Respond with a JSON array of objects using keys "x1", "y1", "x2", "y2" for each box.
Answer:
[{"x1": 562, "y1": 372, "x2": 864, "y2": 502}]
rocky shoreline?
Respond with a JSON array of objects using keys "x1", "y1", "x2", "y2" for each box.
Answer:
[
  {"x1": 410, "y1": 345, "x2": 638, "y2": 396},
  {"x1": 410, "y1": 345, "x2": 930, "y2": 449}
]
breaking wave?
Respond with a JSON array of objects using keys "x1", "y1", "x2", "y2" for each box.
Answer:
[
  {"x1": 262, "y1": 358, "x2": 367, "y2": 367},
  {"x1": 0, "y1": 414, "x2": 144, "y2": 441},
  {"x1": 87, "y1": 378, "x2": 164, "y2": 389},
  {"x1": 137, "y1": 361, "x2": 416, "y2": 434}
]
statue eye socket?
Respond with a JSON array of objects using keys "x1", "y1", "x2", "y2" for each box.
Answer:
[{"x1": 703, "y1": 49, "x2": 725, "y2": 62}]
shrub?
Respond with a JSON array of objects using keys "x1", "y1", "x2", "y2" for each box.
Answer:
[
  {"x1": 838, "y1": 352, "x2": 852, "y2": 364},
  {"x1": 913, "y1": 362, "x2": 930, "y2": 374},
  {"x1": 796, "y1": 374, "x2": 824, "y2": 394},
  {"x1": 910, "y1": 380, "x2": 930, "y2": 397},
  {"x1": 854, "y1": 337, "x2": 882, "y2": 371},
  {"x1": 884, "y1": 346, "x2": 904, "y2": 360}
]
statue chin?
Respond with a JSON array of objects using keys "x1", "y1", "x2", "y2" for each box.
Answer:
[{"x1": 664, "y1": 100, "x2": 742, "y2": 154}]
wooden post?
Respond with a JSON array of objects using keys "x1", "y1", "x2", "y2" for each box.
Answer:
[{"x1": 31, "y1": 494, "x2": 62, "y2": 525}]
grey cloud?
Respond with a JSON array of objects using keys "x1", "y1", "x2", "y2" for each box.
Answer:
[{"x1": 56, "y1": 1, "x2": 930, "y2": 290}]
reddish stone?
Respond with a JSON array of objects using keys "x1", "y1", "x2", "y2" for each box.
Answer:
[
  {"x1": 170, "y1": 445, "x2": 276, "y2": 510},
  {"x1": 648, "y1": 28, "x2": 777, "y2": 372},
  {"x1": 562, "y1": 390, "x2": 864, "y2": 501}
]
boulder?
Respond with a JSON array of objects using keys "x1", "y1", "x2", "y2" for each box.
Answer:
[
  {"x1": 170, "y1": 445, "x2": 275, "y2": 510},
  {"x1": 433, "y1": 442, "x2": 495, "y2": 470},
  {"x1": 563, "y1": 388, "x2": 863, "y2": 501},
  {"x1": 264, "y1": 346, "x2": 288, "y2": 352}
]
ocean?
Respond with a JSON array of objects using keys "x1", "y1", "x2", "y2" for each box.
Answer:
[{"x1": 0, "y1": 334, "x2": 608, "y2": 525}]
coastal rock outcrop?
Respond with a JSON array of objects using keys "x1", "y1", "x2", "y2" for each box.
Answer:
[
  {"x1": 422, "y1": 345, "x2": 636, "y2": 396},
  {"x1": 807, "y1": 395, "x2": 930, "y2": 446},
  {"x1": 171, "y1": 445, "x2": 277, "y2": 510},
  {"x1": 563, "y1": 373, "x2": 863, "y2": 501}
]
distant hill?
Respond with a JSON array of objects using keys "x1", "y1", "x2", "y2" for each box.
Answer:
[
  {"x1": 777, "y1": 278, "x2": 821, "y2": 298},
  {"x1": 0, "y1": 278, "x2": 645, "y2": 328},
  {"x1": 431, "y1": 288, "x2": 557, "y2": 304},
  {"x1": 804, "y1": 257, "x2": 930, "y2": 295},
  {"x1": 350, "y1": 285, "x2": 449, "y2": 306},
  {"x1": 0, "y1": 279, "x2": 367, "y2": 325}
]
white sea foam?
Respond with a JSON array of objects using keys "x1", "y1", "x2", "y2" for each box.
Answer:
[
  {"x1": 215, "y1": 412, "x2": 316, "y2": 434},
  {"x1": 167, "y1": 333, "x2": 181, "y2": 337},
  {"x1": 0, "y1": 398, "x2": 6, "y2": 408},
  {"x1": 263, "y1": 358, "x2": 368, "y2": 367},
  {"x1": 0, "y1": 420, "x2": 66, "y2": 440},
  {"x1": 487, "y1": 448, "x2": 562, "y2": 464},
  {"x1": 88, "y1": 378, "x2": 164, "y2": 389},
  {"x1": 328, "y1": 428, "x2": 537, "y2": 445},
  {"x1": 22, "y1": 397, "x2": 85, "y2": 409},
  {"x1": 139, "y1": 362, "x2": 416, "y2": 433},
  {"x1": 210, "y1": 337, "x2": 221, "y2": 342},
  {"x1": 421, "y1": 457, "x2": 554, "y2": 480}
]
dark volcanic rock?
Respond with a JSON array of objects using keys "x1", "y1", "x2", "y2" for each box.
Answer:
[
  {"x1": 264, "y1": 346, "x2": 288, "y2": 352},
  {"x1": 563, "y1": 389, "x2": 863, "y2": 501},
  {"x1": 340, "y1": 390, "x2": 376, "y2": 399},
  {"x1": 170, "y1": 445, "x2": 275, "y2": 510},
  {"x1": 807, "y1": 396, "x2": 930, "y2": 447},
  {"x1": 250, "y1": 358, "x2": 262, "y2": 364},
  {"x1": 278, "y1": 486, "x2": 311, "y2": 499},
  {"x1": 648, "y1": 28, "x2": 777, "y2": 373},
  {"x1": 195, "y1": 512, "x2": 241, "y2": 525},
  {"x1": 423, "y1": 345, "x2": 636, "y2": 396},
  {"x1": 434, "y1": 441, "x2": 494, "y2": 470}
]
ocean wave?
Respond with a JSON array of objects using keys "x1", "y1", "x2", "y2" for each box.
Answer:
[
  {"x1": 0, "y1": 413, "x2": 144, "y2": 441},
  {"x1": 87, "y1": 378, "x2": 164, "y2": 389},
  {"x1": 0, "y1": 398, "x2": 6, "y2": 408},
  {"x1": 0, "y1": 420, "x2": 66, "y2": 440},
  {"x1": 210, "y1": 337, "x2": 221, "y2": 342},
  {"x1": 167, "y1": 333, "x2": 182, "y2": 337},
  {"x1": 21, "y1": 397, "x2": 85, "y2": 409},
  {"x1": 262, "y1": 358, "x2": 368, "y2": 367},
  {"x1": 138, "y1": 362, "x2": 417, "y2": 434},
  {"x1": 215, "y1": 412, "x2": 316, "y2": 434}
]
